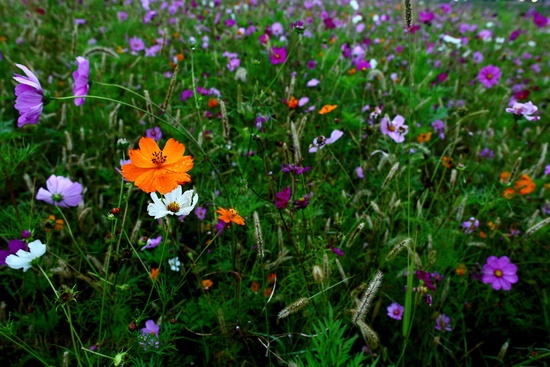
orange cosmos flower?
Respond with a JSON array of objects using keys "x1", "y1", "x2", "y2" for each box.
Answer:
[
  {"x1": 416, "y1": 132, "x2": 432, "y2": 143},
  {"x1": 121, "y1": 137, "x2": 194, "y2": 194},
  {"x1": 319, "y1": 104, "x2": 338, "y2": 115},
  {"x1": 45, "y1": 214, "x2": 65, "y2": 231},
  {"x1": 208, "y1": 98, "x2": 218, "y2": 108},
  {"x1": 250, "y1": 281, "x2": 260, "y2": 292},
  {"x1": 287, "y1": 96, "x2": 298, "y2": 109},
  {"x1": 502, "y1": 187, "x2": 515, "y2": 199},
  {"x1": 441, "y1": 156, "x2": 454, "y2": 169},
  {"x1": 515, "y1": 174, "x2": 535, "y2": 195},
  {"x1": 150, "y1": 268, "x2": 160, "y2": 280},
  {"x1": 500, "y1": 171, "x2": 511, "y2": 184},
  {"x1": 202, "y1": 279, "x2": 213, "y2": 290},
  {"x1": 216, "y1": 207, "x2": 245, "y2": 226}
]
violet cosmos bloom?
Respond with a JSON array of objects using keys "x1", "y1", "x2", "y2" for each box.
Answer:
[
  {"x1": 0, "y1": 239, "x2": 28, "y2": 266},
  {"x1": 435, "y1": 314, "x2": 452, "y2": 332},
  {"x1": 387, "y1": 302, "x2": 404, "y2": 320},
  {"x1": 380, "y1": 115, "x2": 408, "y2": 143},
  {"x1": 309, "y1": 130, "x2": 344, "y2": 153},
  {"x1": 36, "y1": 175, "x2": 83, "y2": 208},
  {"x1": 140, "y1": 236, "x2": 162, "y2": 251},
  {"x1": 477, "y1": 65, "x2": 501, "y2": 88},
  {"x1": 13, "y1": 63, "x2": 48, "y2": 127},
  {"x1": 275, "y1": 187, "x2": 292, "y2": 209},
  {"x1": 145, "y1": 126, "x2": 162, "y2": 142},
  {"x1": 461, "y1": 217, "x2": 479, "y2": 233},
  {"x1": 140, "y1": 319, "x2": 160, "y2": 349},
  {"x1": 505, "y1": 101, "x2": 540, "y2": 121},
  {"x1": 73, "y1": 56, "x2": 90, "y2": 106},
  {"x1": 194, "y1": 206, "x2": 207, "y2": 221},
  {"x1": 481, "y1": 256, "x2": 518, "y2": 291},
  {"x1": 129, "y1": 36, "x2": 145, "y2": 52},
  {"x1": 269, "y1": 47, "x2": 287, "y2": 65}
]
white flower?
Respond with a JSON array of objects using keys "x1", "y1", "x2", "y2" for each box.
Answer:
[
  {"x1": 5, "y1": 240, "x2": 46, "y2": 272},
  {"x1": 369, "y1": 58, "x2": 378, "y2": 69},
  {"x1": 147, "y1": 186, "x2": 198, "y2": 219},
  {"x1": 168, "y1": 257, "x2": 181, "y2": 271}
]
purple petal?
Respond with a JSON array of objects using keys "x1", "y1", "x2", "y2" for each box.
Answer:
[
  {"x1": 36, "y1": 187, "x2": 54, "y2": 204},
  {"x1": 326, "y1": 130, "x2": 344, "y2": 144},
  {"x1": 14, "y1": 64, "x2": 43, "y2": 91}
]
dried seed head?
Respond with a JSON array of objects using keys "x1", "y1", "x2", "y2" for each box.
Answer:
[
  {"x1": 526, "y1": 217, "x2": 550, "y2": 237},
  {"x1": 385, "y1": 238, "x2": 412, "y2": 261},
  {"x1": 278, "y1": 297, "x2": 309, "y2": 320},
  {"x1": 382, "y1": 162, "x2": 400, "y2": 189},
  {"x1": 253, "y1": 212, "x2": 264, "y2": 259},
  {"x1": 343, "y1": 222, "x2": 365, "y2": 248},
  {"x1": 352, "y1": 270, "x2": 383, "y2": 325},
  {"x1": 402, "y1": 0, "x2": 416, "y2": 29},
  {"x1": 312, "y1": 265, "x2": 324, "y2": 283},
  {"x1": 355, "y1": 319, "x2": 380, "y2": 348},
  {"x1": 455, "y1": 195, "x2": 468, "y2": 222},
  {"x1": 323, "y1": 253, "x2": 330, "y2": 280},
  {"x1": 219, "y1": 99, "x2": 230, "y2": 140}
]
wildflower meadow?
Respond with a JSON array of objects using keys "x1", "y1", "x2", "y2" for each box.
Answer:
[{"x1": 1, "y1": 0, "x2": 550, "y2": 366}]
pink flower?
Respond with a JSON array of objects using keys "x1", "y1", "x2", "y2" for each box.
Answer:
[
  {"x1": 73, "y1": 56, "x2": 90, "y2": 106},
  {"x1": 505, "y1": 101, "x2": 540, "y2": 121},
  {"x1": 380, "y1": 115, "x2": 408, "y2": 143},
  {"x1": 129, "y1": 36, "x2": 145, "y2": 52},
  {"x1": 13, "y1": 64, "x2": 48, "y2": 127},
  {"x1": 387, "y1": 302, "x2": 404, "y2": 320},
  {"x1": 275, "y1": 187, "x2": 292, "y2": 209},
  {"x1": 309, "y1": 130, "x2": 344, "y2": 153},
  {"x1": 269, "y1": 47, "x2": 287, "y2": 65},
  {"x1": 477, "y1": 65, "x2": 501, "y2": 88},
  {"x1": 481, "y1": 256, "x2": 518, "y2": 291},
  {"x1": 36, "y1": 175, "x2": 83, "y2": 208},
  {"x1": 140, "y1": 319, "x2": 160, "y2": 349}
]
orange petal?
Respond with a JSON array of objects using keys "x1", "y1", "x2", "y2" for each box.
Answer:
[
  {"x1": 163, "y1": 138, "x2": 186, "y2": 165},
  {"x1": 138, "y1": 137, "x2": 162, "y2": 157},
  {"x1": 122, "y1": 163, "x2": 150, "y2": 182},
  {"x1": 128, "y1": 148, "x2": 155, "y2": 168},
  {"x1": 232, "y1": 215, "x2": 245, "y2": 226},
  {"x1": 154, "y1": 174, "x2": 180, "y2": 194},
  {"x1": 133, "y1": 169, "x2": 159, "y2": 193}
]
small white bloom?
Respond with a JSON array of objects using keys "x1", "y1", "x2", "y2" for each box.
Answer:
[
  {"x1": 352, "y1": 14, "x2": 362, "y2": 24},
  {"x1": 495, "y1": 37, "x2": 505, "y2": 44},
  {"x1": 147, "y1": 186, "x2": 199, "y2": 219},
  {"x1": 350, "y1": 0, "x2": 359, "y2": 11},
  {"x1": 168, "y1": 257, "x2": 181, "y2": 271},
  {"x1": 372, "y1": 14, "x2": 380, "y2": 22},
  {"x1": 485, "y1": 22, "x2": 494, "y2": 28},
  {"x1": 5, "y1": 240, "x2": 46, "y2": 272},
  {"x1": 528, "y1": 41, "x2": 536, "y2": 47},
  {"x1": 442, "y1": 34, "x2": 462, "y2": 46},
  {"x1": 369, "y1": 58, "x2": 378, "y2": 69}
]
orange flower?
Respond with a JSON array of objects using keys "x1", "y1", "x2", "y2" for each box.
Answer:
[
  {"x1": 150, "y1": 268, "x2": 159, "y2": 280},
  {"x1": 46, "y1": 214, "x2": 64, "y2": 231},
  {"x1": 216, "y1": 207, "x2": 245, "y2": 226},
  {"x1": 319, "y1": 104, "x2": 337, "y2": 115},
  {"x1": 455, "y1": 264, "x2": 466, "y2": 276},
  {"x1": 441, "y1": 156, "x2": 454, "y2": 169},
  {"x1": 202, "y1": 279, "x2": 213, "y2": 290},
  {"x1": 348, "y1": 68, "x2": 356, "y2": 75},
  {"x1": 121, "y1": 137, "x2": 194, "y2": 194},
  {"x1": 416, "y1": 132, "x2": 432, "y2": 143},
  {"x1": 500, "y1": 171, "x2": 511, "y2": 184},
  {"x1": 176, "y1": 53, "x2": 184, "y2": 62},
  {"x1": 250, "y1": 281, "x2": 259, "y2": 292},
  {"x1": 502, "y1": 187, "x2": 515, "y2": 199},
  {"x1": 267, "y1": 273, "x2": 277, "y2": 284},
  {"x1": 208, "y1": 98, "x2": 218, "y2": 108},
  {"x1": 263, "y1": 287, "x2": 273, "y2": 297},
  {"x1": 287, "y1": 96, "x2": 298, "y2": 109},
  {"x1": 515, "y1": 174, "x2": 535, "y2": 195}
]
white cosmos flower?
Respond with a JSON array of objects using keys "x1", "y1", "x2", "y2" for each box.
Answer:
[
  {"x1": 147, "y1": 186, "x2": 198, "y2": 219},
  {"x1": 5, "y1": 240, "x2": 46, "y2": 272}
]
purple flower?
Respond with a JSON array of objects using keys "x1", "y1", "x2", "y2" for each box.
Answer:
[
  {"x1": 13, "y1": 64, "x2": 48, "y2": 127},
  {"x1": 140, "y1": 236, "x2": 162, "y2": 251},
  {"x1": 435, "y1": 314, "x2": 452, "y2": 332},
  {"x1": 533, "y1": 12, "x2": 548, "y2": 28},
  {"x1": 387, "y1": 302, "x2": 404, "y2": 320},
  {"x1": 306, "y1": 78, "x2": 320, "y2": 87},
  {"x1": 509, "y1": 29, "x2": 521, "y2": 41},
  {"x1": 380, "y1": 115, "x2": 408, "y2": 143},
  {"x1": 431, "y1": 120, "x2": 445, "y2": 139},
  {"x1": 269, "y1": 47, "x2": 287, "y2": 65},
  {"x1": 418, "y1": 11, "x2": 434, "y2": 24},
  {"x1": 36, "y1": 175, "x2": 83, "y2": 208},
  {"x1": 180, "y1": 89, "x2": 193, "y2": 101},
  {"x1": 145, "y1": 126, "x2": 162, "y2": 142},
  {"x1": 293, "y1": 194, "x2": 310, "y2": 210},
  {"x1": 194, "y1": 206, "x2": 207, "y2": 221},
  {"x1": 481, "y1": 256, "x2": 518, "y2": 291},
  {"x1": 472, "y1": 51, "x2": 483, "y2": 64},
  {"x1": 306, "y1": 60, "x2": 317, "y2": 69},
  {"x1": 461, "y1": 217, "x2": 479, "y2": 234},
  {"x1": 117, "y1": 11, "x2": 128, "y2": 22},
  {"x1": 544, "y1": 165, "x2": 550, "y2": 176},
  {"x1": 281, "y1": 164, "x2": 310, "y2": 175},
  {"x1": 505, "y1": 101, "x2": 540, "y2": 121},
  {"x1": 416, "y1": 270, "x2": 436, "y2": 291},
  {"x1": 21, "y1": 230, "x2": 32, "y2": 239},
  {"x1": 309, "y1": 130, "x2": 344, "y2": 153},
  {"x1": 129, "y1": 37, "x2": 145, "y2": 52},
  {"x1": 356, "y1": 166, "x2": 364, "y2": 179},
  {"x1": 0, "y1": 239, "x2": 28, "y2": 266},
  {"x1": 331, "y1": 247, "x2": 344, "y2": 256},
  {"x1": 478, "y1": 148, "x2": 494, "y2": 159},
  {"x1": 275, "y1": 187, "x2": 292, "y2": 209},
  {"x1": 140, "y1": 319, "x2": 160, "y2": 349},
  {"x1": 72, "y1": 57, "x2": 90, "y2": 106},
  {"x1": 477, "y1": 65, "x2": 501, "y2": 89}
]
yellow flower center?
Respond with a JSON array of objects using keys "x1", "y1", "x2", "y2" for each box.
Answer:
[
  {"x1": 151, "y1": 151, "x2": 167, "y2": 165},
  {"x1": 494, "y1": 269, "x2": 503, "y2": 277},
  {"x1": 486, "y1": 73, "x2": 492, "y2": 79},
  {"x1": 167, "y1": 202, "x2": 180, "y2": 213},
  {"x1": 387, "y1": 122, "x2": 396, "y2": 132}
]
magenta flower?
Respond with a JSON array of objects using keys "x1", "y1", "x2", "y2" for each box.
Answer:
[
  {"x1": 282, "y1": 164, "x2": 310, "y2": 175},
  {"x1": 140, "y1": 236, "x2": 162, "y2": 251},
  {"x1": 275, "y1": 187, "x2": 292, "y2": 209},
  {"x1": 477, "y1": 65, "x2": 501, "y2": 88},
  {"x1": 36, "y1": 175, "x2": 83, "y2": 208},
  {"x1": 481, "y1": 256, "x2": 518, "y2": 291},
  {"x1": 435, "y1": 314, "x2": 452, "y2": 332},
  {"x1": 387, "y1": 302, "x2": 404, "y2": 320},
  {"x1": 194, "y1": 206, "x2": 207, "y2": 221},
  {"x1": 129, "y1": 36, "x2": 145, "y2": 52},
  {"x1": 461, "y1": 217, "x2": 479, "y2": 234},
  {"x1": 380, "y1": 115, "x2": 408, "y2": 143},
  {"x1": 72, "y1": 56, "x2": 90, "y2": 106},
  {"x1": 140, "y1": 319, "x2": 160, "y2": 349},
  {"x1": 309, "y1": 130, "x2": 344, "y2": 153},
  {"x1": 0, "y1": 239, "x2": 28, "y2": 266},
  {"x1": 13, "y1": 64, "x2": 49, "y2": 127},
  {"x1": 145, "y1": 126, "x2": 162, "y2": 142},
  {"x1": 269, "y1": 47, "x2": 287, "y2": 65},
  {"x1": 180, "y1": 89, "x2": 193, "y2": 101},
  {"x1": 505, "y1": 101, "x2": 540, "y2": 121}
]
